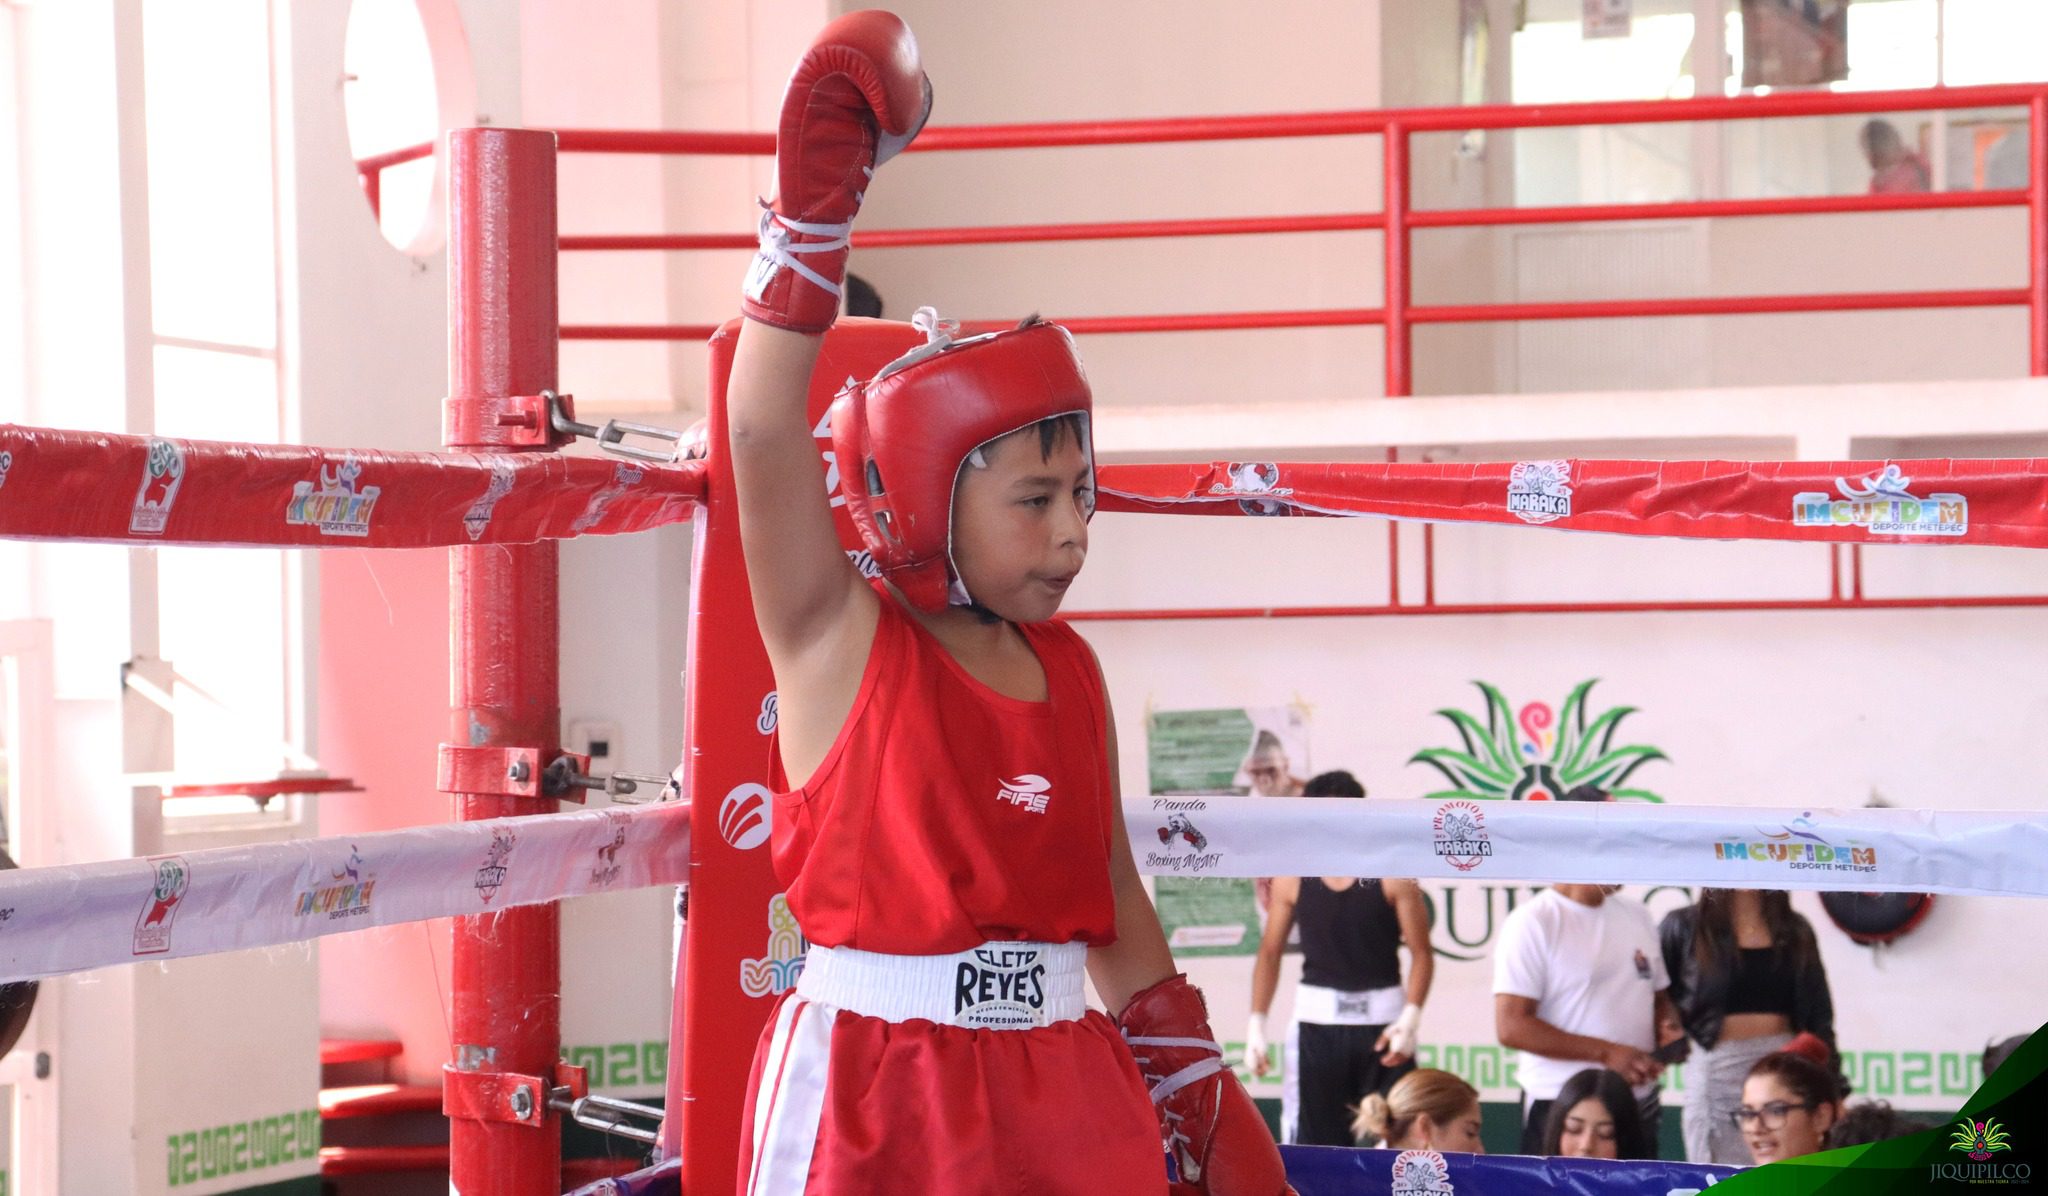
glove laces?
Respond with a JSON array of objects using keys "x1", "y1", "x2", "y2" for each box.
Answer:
[
  {"x1": 747, "y1": 202, "x2": 852, "y2": 299},
  {"x1": 1124, "y1": 1032, "x2": 1226, "y2": 1176}
]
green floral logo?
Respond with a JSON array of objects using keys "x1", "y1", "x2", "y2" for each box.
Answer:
[
  {"x1": 1411, "y1": 680, "x2": 1668, "y2": 803},
  {"x1": 1951, "y1": 1116, "x2": 2015, "y2": 1162}
]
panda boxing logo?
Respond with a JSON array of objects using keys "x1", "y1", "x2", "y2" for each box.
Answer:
[{"x1": 719, "y1": 782, "x2": 774, "y2": 851}]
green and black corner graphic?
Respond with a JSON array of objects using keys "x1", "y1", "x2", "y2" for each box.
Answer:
[
  {"x1": 1410, "y1": 679, "x2": 1668, "y2": 802},
  {"x1": 1720, "y1": 1021, "x2": 2047, "y2": 1193}
]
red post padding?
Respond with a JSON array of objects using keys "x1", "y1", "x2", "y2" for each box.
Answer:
[{"x1": 666, "y1": 317, "x2": 926, "y2": 1195}]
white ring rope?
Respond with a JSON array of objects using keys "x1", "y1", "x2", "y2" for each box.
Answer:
[
  {"x1": 1128, "y1": 797, "x2": 2048, "y2": 898},
  {"x1": 0, "y1": 796, "x2": 2033, "y2": 985},
  {"x1": 0, "y1": 803, "x2": 688, "y2": 984}
]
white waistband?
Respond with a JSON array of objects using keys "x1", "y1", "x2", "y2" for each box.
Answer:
[
  {"x1": 795, "y1": 941, "x2": 1089, "y2": 1030},
  {"x1": 1293, "y1": 982, "x2": 1405, "y2": 1026}
]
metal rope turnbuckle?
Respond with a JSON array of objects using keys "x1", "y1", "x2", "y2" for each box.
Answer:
[
  {"x1": 547, "y1": 1089, "x2": 665, "y2": 1146},
  {"x1": 542, "y1": 756, "x2": 678, "y2": 804},
  {"x1": 546, "y1": 391, "x2": 686, "y2": 464}
]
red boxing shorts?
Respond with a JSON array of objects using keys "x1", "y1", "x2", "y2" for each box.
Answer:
[{"x1": 739, "y1": 941, "x2": 1168, "y2": 1195}]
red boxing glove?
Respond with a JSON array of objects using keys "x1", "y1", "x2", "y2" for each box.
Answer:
[
  {"x1": 741, "y1": 10, "x2": 932, "y2": 333},
  {"x1": 1118, "y1": 975, "x2": 1295, "y2": 1196}
]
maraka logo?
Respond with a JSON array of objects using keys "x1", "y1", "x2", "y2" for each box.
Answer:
[
  {"x1": 286, "y1": 456, "x2": 380, "y2": 537},
  {"x1": 130, "y1": 438, "x2": 186, "y2": 536},
  {"x1": 719, "y1": 782, "x2": 772, "y2": 851},
  {"x1": 296, "y1": 845, "x2": 375, "y2": 921},
  {"x1": 1794, "y1": 464, "x2": 1966, "y2": 538},
  {"x1": 996, "y1": 773, "x2": 1052, "y2": 815},
  {"x1": 1507, "y1": 460, "x2": 1572, "y2": 526},
  {"x1": 1950, "y1": 1116, "x2": 2015, "y2": 1162},
  {"x1": 1432, "y1": 801, "x2": 1493, "y2": 872},
  {"x1": 1715, "y1": 812, "x2": 1878, "y2": 874},
  {"x1": 133, "y1": 855, "x2": 190, "y2": 956},
  {"x1": 570, "y1": 462, "x2": 644, "y2": 534},
  {"x1": 473, "y1": 829, "x2": 515, "y2": 904},
  {"x1": 1209, "y1": 461, "x2": 1295, "y2": 516},
  {"x1": 1388, "y1": 1149, "x2": 1454, "y2": 1196},
  {"x1": 1411, "y1": 680, "x2": 1668, "y2": 803},
  {"x1": 738, "y1": 893, "x2": 808, "y2": 998},
  {"x1": 1157, "y1": 812, "x2": 1208, "y2": 851},
  {"x1": 591, "y1": 810, "x2": 630, "y2": 888},
  {"x1": 463, "y1": 459, "x2": 516, "y2": 542}
]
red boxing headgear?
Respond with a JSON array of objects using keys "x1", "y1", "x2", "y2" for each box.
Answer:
[{"x1": 830, "y1": 308, "x2": 1093, "y2": 613}]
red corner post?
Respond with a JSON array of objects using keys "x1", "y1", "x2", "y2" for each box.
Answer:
[{"x1": 444, "y1": 127, "x2": 565, "y2": 1196}]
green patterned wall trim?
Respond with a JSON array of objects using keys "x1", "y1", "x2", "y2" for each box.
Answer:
[
  {"x1": 165, "y1": 1110, "x2": 320, "y2": 1188},
  {"x1": 1841, "y1": 1049, "x2": 1984, "y2": 1099},
  {"x1": 563, "y1": 1040, "x2": 669, "y2": 1090}
]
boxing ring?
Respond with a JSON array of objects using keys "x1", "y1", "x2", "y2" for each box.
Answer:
[{"x1": 1, "y1": 80, "x2": 2047, "y2": 1195}]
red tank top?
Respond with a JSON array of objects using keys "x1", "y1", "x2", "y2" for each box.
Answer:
[{"x1": 769, "y1": 592, "x2": 1120, "y2": 955}]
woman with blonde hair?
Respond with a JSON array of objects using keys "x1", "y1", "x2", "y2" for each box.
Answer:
[{"x1": 1351, "y1": 1068, "x2": 1485, "y2": 1153}]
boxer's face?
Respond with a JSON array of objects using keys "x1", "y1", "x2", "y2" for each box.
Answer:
[{"x1": 951, "y1": 419, "x2": 1092, "y2": 623}]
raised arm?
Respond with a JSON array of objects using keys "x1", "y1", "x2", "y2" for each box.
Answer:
[{"x1": 728, "y1": 13, "x2": 930, "y2": 676}]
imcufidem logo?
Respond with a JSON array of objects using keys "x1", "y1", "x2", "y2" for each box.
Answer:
[
  {"x1": 720, "y1": 783, "x2": 772, "y2": 851},
  {"x1": 1935, "y1": 1115, "x2": 2029, "y2": 1184}
]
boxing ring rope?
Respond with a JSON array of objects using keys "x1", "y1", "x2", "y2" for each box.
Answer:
[{"x1": 0, "y1": 93, "x2": 2025, "y2": 1192}]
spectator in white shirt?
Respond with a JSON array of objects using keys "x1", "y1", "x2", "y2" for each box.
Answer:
[{"x1": 1493, "y1": 884, "x2": 1687, "y2": 1155}]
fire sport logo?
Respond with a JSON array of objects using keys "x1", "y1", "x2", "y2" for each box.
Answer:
[
  {"x1": 996, "y1": 774, "x2": 1052, "y2": 814},
  {"x1": 719, "y1": 783, "x2": 772, "y2": 851},
  {"x1": 133, "y1": 855, "x2": 191, "y2": 956},
  {"x1": 285, "y1": 455, "x2": 380, "y2": 537},
  {"x1": 1432, "y1": 801, "x2": 1493, "y2": 872},
  {"x1": 1507, "y1": 460, "x2": 1572, "y2": 525},
  {"x1": 130, "y1": 438, "x2": 186, "y2": 535},
  {"x1": 473, "y1": 829, "x2": 515, "y2": 904},
  {"x1": 463, "y1": 459, "x2": 517, "y2": 541}
]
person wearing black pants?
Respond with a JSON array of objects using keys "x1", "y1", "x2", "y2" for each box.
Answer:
[{"x1": 1246, "y1": 771, "x2": 1435, "y2": 1145}]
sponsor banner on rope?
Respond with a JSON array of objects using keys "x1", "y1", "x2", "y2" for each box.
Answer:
[
  {"x1": 1793, "y1": 463, "x2": 1967, "y2": 538},
  {"x1": 1118, "y1": 797, "x2": 2045, "y2": 898},
  {"x1": 130, "y1": 439, "x2": 186, "y2": 535},
  {"x1": 1507, "y1": 460, "x2": 1572, "y2": 525},
  {"x1": 285, "y1": 455, "x2": 380, "y2": 537},
  {"x1": 463, "y1": 458, "x2": 517, "y2": 541},
  {"x1": 0, "y1": 803, "x2": 690, "y2": 985}
]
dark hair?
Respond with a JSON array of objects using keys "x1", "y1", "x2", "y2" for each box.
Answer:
[
  {"x1": 1690, "y1": 888, "x2": 1821, "y2": 975},
  {"x1": 1747, "y1": 1050, "x2": 1847, "y2": 1110},
  {"x1": 1984, "y1": 1034, "x2": 2029, "y2": 1079},
  {"x1": 1861, "y1": 118, "x2": 1904, "y2": 154},
  {"x1": 1541, "y1": 1069, "x2": 1652, "y2": 1160},
  {"x1": 1827, "y1": 1100, "x2": 1933, "y2": 1148},
  {"x1": 1303, "y1": 770, "x2": 1365, "y2": 798}
]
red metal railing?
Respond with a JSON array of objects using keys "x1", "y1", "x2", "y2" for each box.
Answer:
[{"x1": 500, "y1": 81, "x2": 2048, "y2": 393}]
